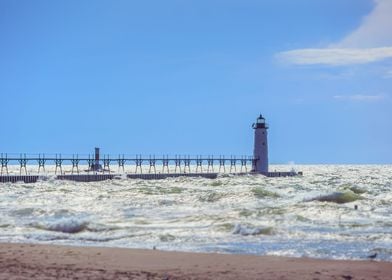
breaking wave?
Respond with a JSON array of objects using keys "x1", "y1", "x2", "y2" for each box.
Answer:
[
  {"x1": 309, "y1": 191, "x2": 362, "y2": 204},
  {"x1": 252, "y1": 187, "x2": 280, "y2": 198},
  {"x1": 31, "y1": 218, "x2": 89, "y2": 234},
  {"x1": 232, "y1": 224, "x2": 274, "y2": 236}
]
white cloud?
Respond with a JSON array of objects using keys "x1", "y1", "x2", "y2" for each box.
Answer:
[
  {"x1": 278, "y1": 47, "x2": 392, "y2": 66},
  {"x1": 278, "y1": 0, "x2": 392, "y2": 66},
  {"x1": 335, "y1": 0, "x2": 392, "y2": 48},
  {"x1": 333, "y1": 94, "x2": 386, "y2": 101}
]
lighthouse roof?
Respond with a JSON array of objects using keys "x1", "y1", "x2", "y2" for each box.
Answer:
[{"x1": 252, "y1": 114, "x2": 268, "y2": 129}]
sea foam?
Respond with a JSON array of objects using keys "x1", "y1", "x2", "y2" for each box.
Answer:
[{"x1": 1, "y1": 164, "x2": 391, "y2": 261}]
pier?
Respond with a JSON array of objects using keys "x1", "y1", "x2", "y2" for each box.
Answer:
[
  {"x1": 0, "y1": 154, "x2": 254, "y2": 183},
  {"x1": 0, "y1": 115, "x2": 301, "y2": 183},
  {"x1": 0, "y1": 153, "x2": 300, "y2": 183}
]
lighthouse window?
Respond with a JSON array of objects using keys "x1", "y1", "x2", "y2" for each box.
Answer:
[{"x1": 262, "y1": 142, "x2": 265, "y2": 145}]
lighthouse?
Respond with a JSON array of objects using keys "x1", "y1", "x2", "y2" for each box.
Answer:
[{"x1": 252, "y1": 114, "x2": 269, "y2": 174}]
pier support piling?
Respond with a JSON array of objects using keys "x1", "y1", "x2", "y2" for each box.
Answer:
[
  {"x1": 219, "y1": 156, "x2": 225, "y2": 173},
  {"x1": 37, "y1": 154, "x2": 46, "y2": 174},
  {"x1": 71, "y1": 155, "x2": 80, "y2": 174},
  {"x1": 135, "y1": 155, "x2": 143, "y2": 174},
  {"x1": 87, "y1": 155, "x2": 94, "y2": 174},
  {"x1": 148, "y1": 155, "x2": 156, "y2": 174},
  {"x1": 184, "y1": 156, "x2": 191, "y2": 173},
  {"x1": 196, "y1": 156, "x2": 203, "y2": 173},
  {"x1": 174, "y1": 155, "x2": 181, "y2": 173},
  {"x1": 162, "y1": 155, "x2": 169, "y2": 173},
  {"x1": 230, "y1": 156, "x2": 237, "y2": 173},
  {"x1": 240, "y1": 157, "x2": 247, "y2": 172},
  {"x1": 117, "y1": 155, "x2": 125, "y2": 173},
  {"x1": 0, "y1": 153, "x2": 9, "y2": 175},
  {"x1": 103, "y1": 155, "x2": 110, "y2": 174},
  {"x1": 55, "y1": 154, "x2": 63, "y2": 175},
  {"x1": 207, "y1": 156, "x2": 214, "y2": 173},
  {"x1": 19, "y1": 154, "x2": 28, "y2": 175}
]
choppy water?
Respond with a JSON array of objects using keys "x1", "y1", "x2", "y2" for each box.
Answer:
[{"x1": 1, "y1": 165, "x2": 392, "y2": 261}]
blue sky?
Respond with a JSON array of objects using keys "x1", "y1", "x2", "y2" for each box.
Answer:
[{"x1": 0, "y1": 0, "x2": 391, "y2": 163}]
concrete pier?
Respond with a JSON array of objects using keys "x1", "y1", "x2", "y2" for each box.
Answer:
[
  {"x1": 0, "y1": 173, "x2": 218, "y2": 183},
  {"x1": 0, "y1": 171, "x2": 301, "y2": 183},
  {"x1": 0, "y1": 175, "x2": 40, "y2": 183},
  {"x1": 127, "y1": 173, "x2": 219, "y2": 180},
  {"x1": 57, "y1": 174, "x2": 116, "y2": 182}
]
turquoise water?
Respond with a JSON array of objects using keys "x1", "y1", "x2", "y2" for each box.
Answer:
[{"x1": 0, "y1": 165, "x2": 391, "y2": 261}]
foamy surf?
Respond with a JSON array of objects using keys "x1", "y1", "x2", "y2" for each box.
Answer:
[
  {"x1": 1, "y1": 164, "x2": 391, "y2": 261},
  {"x1": 30, "y1": 219, "x2": 89, "y2": 234}
]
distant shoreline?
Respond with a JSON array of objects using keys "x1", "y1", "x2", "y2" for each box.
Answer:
[{"x1": 0, "y1": 242, "x2": 391, "y2": 279}]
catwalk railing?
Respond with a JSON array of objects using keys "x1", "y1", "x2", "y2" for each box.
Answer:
[{"x1": 0, "y1": 153, "x2": 256, "y2": 175}]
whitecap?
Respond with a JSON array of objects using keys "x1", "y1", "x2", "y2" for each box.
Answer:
[
  {"x1": 232, "y1": 224, "x2": 273, "y2": 236},
  {"x1": 308, "y1": 191, "x2": 361, "y2": 204},
  {"x1": 31, "y1": 218, "x2": 88, "y2": 234}
]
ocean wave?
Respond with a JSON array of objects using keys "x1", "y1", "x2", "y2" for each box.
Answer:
[
  {"x1": 31, "y1": 218, "x2": 89, "y2": 234},
  {"x1": 210, "y1": 180, "x2": 223, "y2": 187},
  {"x1": 10, "y1": 207, "x2": 44, "y2": 217},
  {"x1": 308, "y1": 191, "x2": 361, "y2": 204},
  {"x1": 252, "y1": 187, "x2": 280, "y2": 198},
  {"x1": 238, "y1": 209, "x2": 254, "y2": 217},
  {"x1": 158, "y1": 199, "x2": 177, "y2": 206},
  {"x1": 77, "y1": 234, "x2": 137, "y2": 242},
  {"x1": 27, "y1": 232, "x2": 134, "y2": 243},
  {"x1": 1, "y1": 165, "x2": 391, "y2": 261},
  {"x1": 348, "y1": 186, "x2": 367, "y2": 194},
  {"x1": 137, "y1": 186, "x2": 184, "y2": 195},
  {"x1": 86, "y1": 223, "x2": 124, "y2": 232},
  {"x1": 159, "y1": 233, "x2": 176, "y2": 242},
  {"x1": 232, "y1": 224, "x2": 274, "y2": 236},
  {"x1": 339, "y1": 184, "x2": 367, "y2": 194},
  {"x1": 198, "y1": 191, "x2": 224, "y2": 202}
]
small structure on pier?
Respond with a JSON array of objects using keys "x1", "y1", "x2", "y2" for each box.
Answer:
[{"x1": 89, "y1": 147, "x2": 103, "y2": 172}]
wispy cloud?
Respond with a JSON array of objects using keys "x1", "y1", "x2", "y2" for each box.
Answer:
[
  {"x1": 335, "y1": 0, "x2": 392, "y2": 48},
  {"x1": 277, "y1": 0, "x2": 392, "y2": 66},
  {"x1": 278, "y1": 47, "x2": 392, "y2": 66},
  {"x1": 333, "y1": 94, "x2": 386, "y2": 102}
]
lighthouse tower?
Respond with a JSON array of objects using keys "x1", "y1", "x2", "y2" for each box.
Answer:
[{"x1": 252, "y1": 114, "x2": 269, "y2": 174}]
